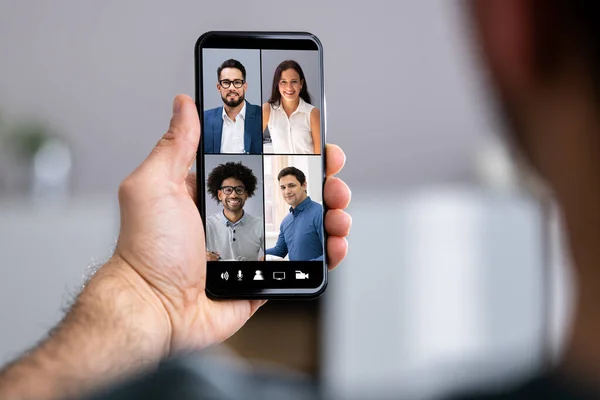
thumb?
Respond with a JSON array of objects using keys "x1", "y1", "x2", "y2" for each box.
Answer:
[{"x1": 146, "y1": 94, "x2": 200, "y2": 183}]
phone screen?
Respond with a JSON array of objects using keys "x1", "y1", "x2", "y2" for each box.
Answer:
[{"x1": 195, "y1": 32, "x2": 327, "y2": 299}]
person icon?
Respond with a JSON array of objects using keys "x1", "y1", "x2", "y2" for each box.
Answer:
[{"x1": 253, "y1": 270, "x2": 264, "y2": 280}]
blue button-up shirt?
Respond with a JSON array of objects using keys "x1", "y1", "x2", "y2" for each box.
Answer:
[{"x1": 266, "y1": 196, "x2": 324, "y2": 261}]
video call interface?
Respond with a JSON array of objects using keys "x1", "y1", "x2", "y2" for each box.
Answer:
[{"x1": 200, "y1": 47, "x2": 324, "y2": 287}]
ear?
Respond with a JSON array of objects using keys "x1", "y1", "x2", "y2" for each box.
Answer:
[{"x1": 469, "y1": 0, "x2": 535, "y2": 94}]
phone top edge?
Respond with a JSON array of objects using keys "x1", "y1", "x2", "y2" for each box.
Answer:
[{"x1": 195, "y1": 31, "x2": 322, "y2": 51}]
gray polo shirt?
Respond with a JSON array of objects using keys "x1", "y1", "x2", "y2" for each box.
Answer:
[{"x1": 206, "y1": 211, "x2": 264, "y2": 261}]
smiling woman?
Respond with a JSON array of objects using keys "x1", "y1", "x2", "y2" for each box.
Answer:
[{"x1": 262, "y1": 59, "x2": 321, "y2": 155}]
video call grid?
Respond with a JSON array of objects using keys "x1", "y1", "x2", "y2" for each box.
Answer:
[{"x1": 201, "y1": 48, "x2": 324, "y2": 264}]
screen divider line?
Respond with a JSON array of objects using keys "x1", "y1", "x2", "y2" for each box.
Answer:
[
  {"x1": 262, "y1": 153, "x2": 322, "y2": 156},
  {"x1": 260, "y1": 48, "x2": 267, "y2": 262}
]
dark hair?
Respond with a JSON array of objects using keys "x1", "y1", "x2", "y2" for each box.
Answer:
[
  {"x1": 267, "y1": 60, "x2": 312, "y2": 106},
  {"x1": 277, "y1": 166, "x2": 306, "y2": 186},
  {"x1": 217, "y1": 59, "x2": 246, "y2": 81},
  {"x1": 207, "y1": 162, "x2": 257, "y2": 202},
  {"x1": 554, "y1": 2, "x2": 600, "y2": 94}
]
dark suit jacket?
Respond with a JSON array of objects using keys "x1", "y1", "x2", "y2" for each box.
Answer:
[{"x1": 203, "y1": 101, "x2": 262, "y2": 154}]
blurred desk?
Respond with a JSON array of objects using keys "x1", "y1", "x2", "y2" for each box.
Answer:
[{"x1": 322, "y1": 186, "x2": 572, "y2": 400}]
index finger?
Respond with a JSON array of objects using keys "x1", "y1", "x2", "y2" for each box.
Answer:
[{"x1": 325, "y1": 144, "x2": 346, "y2": 177}]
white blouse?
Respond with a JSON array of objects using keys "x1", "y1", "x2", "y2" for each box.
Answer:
[{"x1": 267, "y1": 98, "x2": 315, "y2": 154}]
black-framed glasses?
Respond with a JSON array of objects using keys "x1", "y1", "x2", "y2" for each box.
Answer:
[
  {"x1": 219, "y1": 79, "x2": 244, "y2": 89},
  {"x1": 220, "y1": 186, "x2": 246, "y2": 195}
]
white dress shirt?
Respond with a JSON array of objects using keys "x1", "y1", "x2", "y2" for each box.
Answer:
[
  {"x1": 220, "y1": 101, "x2": 246, "y2": 153},
  {"x1": 267, "y1": 98, "x2": 315, "y2": 154}
]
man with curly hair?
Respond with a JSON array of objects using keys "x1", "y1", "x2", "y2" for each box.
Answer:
[{"x1": 205, "y1": 161, "x2": 264, "y2": 261}]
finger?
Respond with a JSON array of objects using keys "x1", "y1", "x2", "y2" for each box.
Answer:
[
  {"x1": 185, "y1": 172, "x2": 197, "y2": 201},
  {"x1": 145, "y1": 95, "x2": 200, "y2": 184},
  {"x1": 325, "y1": 144, "x2": 346, "y2": 177},
  {"x1": 249, "y1": 299, "x2": 268, "y2": 317},
  {"x1": 325, "y1": 209, "x2": 352, "y2": 238},
  {"x1": 324, "y1": 177, "x2": 351, "y2": 210},
  {"x1": 327, "y1": 236, "x2": 348, "y2": 270}
]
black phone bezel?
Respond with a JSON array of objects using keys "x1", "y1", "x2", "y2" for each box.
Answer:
[{"x1": 195, "y1": 31, "x2": 327, "y2": 300}]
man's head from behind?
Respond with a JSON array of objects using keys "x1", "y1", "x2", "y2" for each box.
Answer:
[
  {"x1": 208, "y1": 162, "x2": 257, "y2": 213},
  {"x1": 469, "y1": 0, "x2": 600, "y2": 239},
  {"x1": 217, "y1": 59, "x2": 248, "y2": 108},
  {"x1": 277, "y1": 167, "x2": 308, "y2": 208}
]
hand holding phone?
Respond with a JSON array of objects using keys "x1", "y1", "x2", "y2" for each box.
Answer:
[{"x1": 196, "y1": 31, "x2": 328, "y2": 299}]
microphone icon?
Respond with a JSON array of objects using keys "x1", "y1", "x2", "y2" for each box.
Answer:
[{"x1": 237, "y1": 270, "x2": 243, "y2": 281}]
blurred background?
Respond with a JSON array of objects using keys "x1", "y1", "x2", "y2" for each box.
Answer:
[{"x1": 0, "y1": 1, "x2": 575, "y2": 399}]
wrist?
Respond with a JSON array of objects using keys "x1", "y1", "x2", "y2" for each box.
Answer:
[
  {"x1": 0, "y1": 256, "x2": 172, "y2": 400},
  {"x1": 84, "y1": 255, "x2": 173, "y2": 359}
]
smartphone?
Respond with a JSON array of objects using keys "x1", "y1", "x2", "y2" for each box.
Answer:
[{"x1": 195, "y1": 31, "x2": 327, "y2": 299}]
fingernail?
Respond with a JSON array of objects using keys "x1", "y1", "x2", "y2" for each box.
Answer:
[{"x1": 173, "y1": 97, "x2": 181, "y2": 115}]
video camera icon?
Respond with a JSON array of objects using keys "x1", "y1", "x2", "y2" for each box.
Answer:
[{"x1": 295, "y1": 270, "x2": 309, "y2": 280}]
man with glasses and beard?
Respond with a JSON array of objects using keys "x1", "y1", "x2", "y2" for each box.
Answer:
[
  {"x1": 205, "y1": 161, "x2": 264, "y2": 261},
  {"x1": 203, "y1": 59, "x2": 262, "y2": 154}
]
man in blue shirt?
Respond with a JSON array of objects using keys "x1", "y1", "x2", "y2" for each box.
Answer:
[{"x1": 266, "y1": 166, "x2": 324, "y2": 261}]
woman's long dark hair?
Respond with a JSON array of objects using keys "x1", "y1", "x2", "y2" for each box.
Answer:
[{"x1": 267, "y1": 60, "x2": 312, "y2": 107}]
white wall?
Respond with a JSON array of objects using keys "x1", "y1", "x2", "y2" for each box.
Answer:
[{"x1": 0, "y1": 0, "x2": 491, "y2": 197}]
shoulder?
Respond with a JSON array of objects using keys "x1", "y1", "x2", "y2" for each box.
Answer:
[
  {"x1": 245, "y1": 213, "x2": 263, "y2": 224},
  {"x1": 446, "y1": 374, "x2": 596, "y2": 400},
  {"x1": 310, "y1": 200, "x2": 323, "y2": 213},
  {"x1": 206, "y1": 214, "x2": 221, "y2": 226},
  {"x1": 245, "y1": 215, "x2": 264, "y2": 232},
  {"x1": 204, "y1": 107, "x2": 221, "y2": 119},
  {"x1": 308, "y1": 201, "x2": 323, "y2": 219},
  {"x1": 245, "y1": 102, "x2": 261, "y2": 115},
  {"x1": 262, "y1": 102, "x2": 272, "y2": 121},
  {"x1": 207, "y1": 213, "x2": 221, "y2": 221},
  {"x1": 299, "y1": 98, "x2": 314, "y2": 113},
  {"x1": 309, "y1": 107, "x2": 320, "y2": 126}
]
